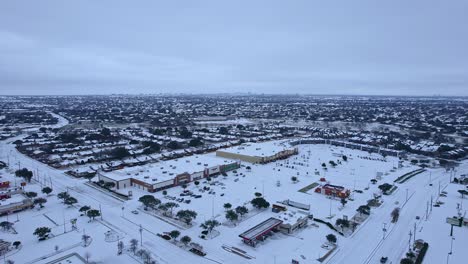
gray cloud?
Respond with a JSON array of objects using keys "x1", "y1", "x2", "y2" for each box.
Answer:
[{"x1": 1, "y1": 0, "x2": 467, "y2": 95}]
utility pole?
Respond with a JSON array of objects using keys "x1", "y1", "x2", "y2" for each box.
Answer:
[{"x1": 406, "y1": 188, "x2": 408, "y2": 202}]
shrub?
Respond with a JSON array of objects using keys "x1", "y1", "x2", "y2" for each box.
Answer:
[{"x1": 414, "y1": 243, "x2": 429, "y2": 264}]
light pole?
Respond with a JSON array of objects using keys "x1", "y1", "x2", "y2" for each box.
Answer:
[
  {"x1": 408, "y1": 230, "x2": 413, "y2": 252},
  {"x1": 449, "y1": 237, "x2": 455, "y2": 255},
  {"x1": 99, "y1": 204, "x2": 103, "y2": 220},
  {"x1": 382, "y1": 223, "x2": 387, "y2": 240},
  {"x1": 139, "y1": 224, "x2": 143, "y2": 246}
]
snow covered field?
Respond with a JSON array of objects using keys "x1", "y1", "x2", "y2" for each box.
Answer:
[{"x1": 1, "y1": 129, "x2": 467, "y2": 264}]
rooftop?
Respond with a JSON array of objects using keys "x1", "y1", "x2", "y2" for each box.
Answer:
[
  {"x1": 239, "y1": 217, "x2": 283, "y2": 241},
  {"x1": 101, "y1": 153, "x2": 234, "y2": 184},
  {"x1": 218, "y1": 139, "x2": 293, "y2": 158},
  {"x1": 276, "y1": 210, "x2": 308, "y2": 225}
]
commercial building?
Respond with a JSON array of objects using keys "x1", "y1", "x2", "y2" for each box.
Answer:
[
  {"x1": 0, "y1": 240, "x2": 11, "y2": 256},
  {"x1": 315, "y1": 183, "x2": 350, "y2": 198},
  {"x1": 239, "y1": 211, "x2": 309, "y2": 247},
  {"x1": 276, "y1": 211, "x2": 309, "y2": 234},
  {"x1": 97, "y1": 154, "x2": 240, "y2": 193},
  {"x1": 216, "y1": 140, "x2": 298, "y2": 164},
  {"x1": 239, "y1": 217, "x2": 283, "y2": 247},
  {"x1": 0, "y1": 193, "x2": 33, "y2": 215}
]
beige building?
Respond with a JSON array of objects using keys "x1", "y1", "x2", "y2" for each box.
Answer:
[{"x1": 216, "y1": 141, "x2": 298, "y2": 164}]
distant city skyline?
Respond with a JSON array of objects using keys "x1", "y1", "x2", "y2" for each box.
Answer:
[{"x1": 1, "y1": 0, "x2": 467, "y2": 96}]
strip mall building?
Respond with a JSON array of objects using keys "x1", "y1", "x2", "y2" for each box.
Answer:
[
  {"x1": 216, "y1": 140, "x2": 298, "y2": 164},
  {"x1": 97, "y1": 154, "x2": 240, "y2": 193}
]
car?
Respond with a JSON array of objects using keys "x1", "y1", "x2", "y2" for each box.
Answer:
[
  {"x1": 157, "y1": 233, "x2": 171, "y2": 240},
  {"x1": 189, "y1": 247, "x2": 206, "y2": 256},
  {"x1": 416, "y1": 216, "x2": 420, "y2": 220},
  {"x1": 131, "y1": 210, "x2": 139, "y2": 215},
  {"x1": 380, "y1": 257, "x2": 388, "y2": 263},
  {"x1": 184, "y1": 199, "x2": 191, "y2": 204}
]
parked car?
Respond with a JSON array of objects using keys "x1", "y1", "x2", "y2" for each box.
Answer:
[
  {"x1": 157, "y1": 233, "x2": 171, "y2": 240},
  {"x1": 131, "y1": 210, "x2": 139, "y2": 215}
]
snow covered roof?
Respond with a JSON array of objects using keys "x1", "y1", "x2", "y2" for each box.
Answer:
[
  {"x1": 101, "y1": 153, "x2": 234, "y2": 183},
  {"x1": 219, "y1": 140, "x2": 294, "y2": 157}
]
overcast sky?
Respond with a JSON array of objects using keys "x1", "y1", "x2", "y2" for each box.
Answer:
[{"x1": 1, "y1": 0, "x2": 467, "y2": 96}]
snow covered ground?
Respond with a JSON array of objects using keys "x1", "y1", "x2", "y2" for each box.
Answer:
[{"x1": 1, "y1": 128, "x2": 467, "y2": 264}]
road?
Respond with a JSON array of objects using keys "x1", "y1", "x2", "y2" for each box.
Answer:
[
  {"x1": 327, "y1": 169, "x2": 449, "y2": 264},
  {"x1": 0, "y1": 113, "x2": 216, "y2": 264}
]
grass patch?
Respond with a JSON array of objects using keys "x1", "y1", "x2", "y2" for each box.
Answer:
[{"x1": 299, "y1": 182, "x2": 319, "y2": 193}]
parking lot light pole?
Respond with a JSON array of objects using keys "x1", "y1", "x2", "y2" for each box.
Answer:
[
  {"x1": 139, "y1": 224, "x2": 143, "y2": 246},
  {"x1": 382, "y1": 223, "x2": 387, "y2": 240},
  {"x1": 449, "y1": 237, "x2": 455, "y2": 255}
]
